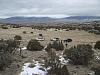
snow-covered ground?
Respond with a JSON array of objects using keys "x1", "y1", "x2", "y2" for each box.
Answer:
[
  {"x1": 21, "y1": 47, "x2": 27, "y2": 50},
  {"x1": 19, "y1": 60, "x2": 47, "y2": 75},
  {"x1": 19, "y1": 52, "x2": 70, "y2": 75},
  {"x1": 59, "y1": 55, "x2": 70, "y2": 65}
]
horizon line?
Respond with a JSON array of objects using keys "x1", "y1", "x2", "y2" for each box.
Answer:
[{"x1": 0, "y1": 15, "x2": 100, "y2": 19}]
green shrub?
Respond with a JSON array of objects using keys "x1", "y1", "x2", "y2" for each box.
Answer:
[
  {"x1": 6, "y1": 39, "x2": 20, "y2": 53},
  {"x1": 12, "y1": 25, "x2": 21, "y2": 28},
  {"x1": 14, "y1": 35, "x2": 22, "y2": 40},
  {"x1": 0, "y1": 40, "x2": 14, "y2": 71},
  {"x1": 28, "y1": 63, "x2": 35, "y2": 68},
  {"x1": 64, "y1": 39, "x2": 72, "y2": 43},
  {"x1": 48, "y1": 64, "x2": 69, "y2": 75},
  {"x1": 45, "y1": 43, "x2": 52, "y2": 52},
  {"x1": 95, "y1": 67, "x2": 100, "y2": 75},
  {"x1": 51, "y1": 41, "x2": 64, "y2": 51},
  {"x1": 65, "y1": 44, "x2": 94, "y2": 65},
  {"x1": 1, "y1": 26, "x2": 8, "y2": 29},
  {"x1": 0, "y1": 39, "x2": 21, "y2": 70},
  {"x1": 61, "y1": 65, "x2": 70, "y2": 75},
  {"x1": 0, "y1": 52, "x2": 12, "y2": 70},
  {"x1": 94, "y1": 41, "x2": 100, "y2": 49},
  {"x1": 30, "y1": 32, "x2": 33, "y2": 34},
  {"x1": 45, "y1": 49, "x2": 69, "y2": 75},
  {"x1": 27, "y1": 39, "x2": 43, "y2": 51},
  {"x1": 23, "y1": 31, "x2": 26, "y2": 34},
  {"x1": 0, "y1": 39, "x2": 20, "y2": 53},
  {"x1": 95, "y1": 32, "x2": 100, "y2": 35}
]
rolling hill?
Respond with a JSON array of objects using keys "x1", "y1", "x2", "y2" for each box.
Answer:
[{"x1": 0, "y1": 16, "x2": 100, "y2": 24}]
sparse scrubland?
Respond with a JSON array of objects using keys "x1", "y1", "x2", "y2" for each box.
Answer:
[{"x1": 0, "y1": 22, "x2": 100, "y2": 75}]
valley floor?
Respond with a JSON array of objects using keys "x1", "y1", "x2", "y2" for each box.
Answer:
[{"x1": 0, "y1": 27, "x2": 100, "y2": 75}]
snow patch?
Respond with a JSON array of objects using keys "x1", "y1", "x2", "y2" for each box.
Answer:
[
  {"x1": 19, "y1": 60, "x2": 47, "y2": 75},
  {"x1": 59, "y1": 55, "x2": 70, "y2": 65},
  {"x1": 21, "y1": 47, "x2": 27, "y2": 50}
]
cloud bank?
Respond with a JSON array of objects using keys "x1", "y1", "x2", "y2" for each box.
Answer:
[{"x1": 0, "y1": 0, "x2": 100, "y2": 18}]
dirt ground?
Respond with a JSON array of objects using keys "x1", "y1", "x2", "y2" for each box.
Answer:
[
  {"x1": 0, "y1": 27, "x2": 100, "y2": 75},
  {"x1": 0, "y1": 27, "x2": 100, "y2": 46}
]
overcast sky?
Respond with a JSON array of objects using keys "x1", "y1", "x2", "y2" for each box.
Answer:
[{"x1": 0, "y1": 0, "x2": 100, "y2": 18}]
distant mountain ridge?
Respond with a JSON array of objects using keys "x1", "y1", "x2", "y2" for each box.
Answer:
[
  {"x1": 0, "y1": 17, "x2": 56, "y2": 24},
  {"x1": 64, "y1": 16, "x2": 100, "y2": 19},
  {"x1": 0, "y1": 16, "x2": 100, "y2": 24}
]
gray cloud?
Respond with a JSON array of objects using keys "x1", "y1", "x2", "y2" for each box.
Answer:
[{"x1": 0, "y1": 0, "x2": 100, "y2": 18}]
